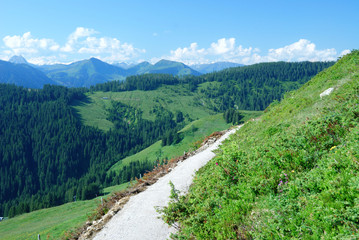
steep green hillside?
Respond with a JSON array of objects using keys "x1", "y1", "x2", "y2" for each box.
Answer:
[{"x1": 160, "y1": 51, "x2": 359, "y2": 239}]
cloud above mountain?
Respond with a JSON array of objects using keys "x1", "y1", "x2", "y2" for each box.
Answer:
[
  {"x1": 163, "y1": 38, "x2": 346, "y2": 65},
  {"x1": 1, "y1": 27, "x2": 145, "y2": 64},
  {"x1": 1, "y1": 28, "x2": 348, "y2": 65},
  {"x1": 3, "y1": 32, "x2": 60, "y2": 55}
]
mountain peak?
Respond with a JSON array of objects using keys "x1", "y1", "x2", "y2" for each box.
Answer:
[
  {"x1": 154, "y1": 59, "x2": 181, "y2": 66},
  {"x1": 88, "y1": 57, "x2": 103, "y2": 63},
  {"x1": 9, "y1": 55, "x2": 28, "y2": 65}
]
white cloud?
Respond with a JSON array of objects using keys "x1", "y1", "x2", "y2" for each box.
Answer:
[
  {"x1": 0, "y1": 30, "x2": 343, "y2": 65},
  {"x1": 163, "y1": 38, "x2": 340, "y2": 65},
  {"x1": 210, "y1": 38, "x2": 236, "y2": 54},
  {"x1": 167, "y1": 43, "x2": 207, "y2": 64},
  {"x1": 60, "y1": 27, "x2": 145, "y2": 62},
  {"x1": 3, "y1": 32, "x2": 60, "y2": 56},
  {"x1": 266, "y1": 39, "x2": 337, "y2": 62},
  {"x1": 340, "y1": 49, "x2": 351, "y2": 57},
  {"x1": 27, "y1": 56, "x2": 62, "y2": 65},
  {"x1": 61, "y1": 27, "x2": 98, "y2": 52},
  {"x1": 1, "y1": 27, "x2": 146, "y2": 64},
  {"x1": 163, "y1": 38, "x2": 257, "y2": 65}
]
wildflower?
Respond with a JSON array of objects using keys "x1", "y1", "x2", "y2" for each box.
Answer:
[
  {"x1": 278, "y1": 180, "x2": 283, "y2": 186},
  {"x1": 291, "y1": 170, "x2": 295, "y2": 173},
  {"x1": 216, "y1": 162, "x2": 218, "y2": 166}
]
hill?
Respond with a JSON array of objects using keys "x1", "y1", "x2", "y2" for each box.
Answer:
[
  {"x1": 191, "y1": 61, "x2": 244, "y2": 73},
  {"x1": 123, "y1": 59, "x2": 202, "y2": 76},
  {"x1": 125, "y1": 61, "x2": 153, "y2": 75},
  {"x1": 0, "y1": 60, "x2": 57, "y2": 88},
  {"x1": 149, "y1": 59, "x2": 201, "y2": 76},
  {"x1": 159, "y1": 51, "x2": 359, "y2": 239},
  {"x1": 42, "y1": 58, "x2": 128, "y2": 87}
]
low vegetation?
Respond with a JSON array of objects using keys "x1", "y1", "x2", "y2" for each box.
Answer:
[
  {"x1": 159, "y1": 51, "x2": 359, "y2": 239},
  {"x1": 0, "y1": 183, "x2": 129, "y2": 240}
]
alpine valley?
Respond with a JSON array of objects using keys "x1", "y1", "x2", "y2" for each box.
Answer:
[{"x1": 1, "y1": 53, "x2": 349, "y2": 239}]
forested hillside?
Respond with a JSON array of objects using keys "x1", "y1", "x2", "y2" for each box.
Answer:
[
  {"x1": 0, "y1": 60, "x2": 334, "y2": 218},
  {"x1": 91, "y1": 61, "x2": 334, "y2": 111},
  {"x1": 160, "y1": 51, "x2": 359, "y2": 239},
  {"x1": 0, "y1": 85, "x2": 183, "y2": 218},
  {"x1": 197, "y1": 61, "x2": 334, "y2": 111}
]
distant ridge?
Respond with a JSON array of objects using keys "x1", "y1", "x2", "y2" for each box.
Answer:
[
  {"x1": 126, "y1": 61, "x2": 153, "y2": 75},
  {"x1": 149, "y1": 59, "x2": 201, "y2": 76},
  {"x1": 0, "y1": 60, "x2": 57, "y2": 88},
  {"x1": 42, "y1": 57, "x2": 128, "y2": 87},
  {"x1": 191, "y1": 61, "x2": 244, "y2": 74}
]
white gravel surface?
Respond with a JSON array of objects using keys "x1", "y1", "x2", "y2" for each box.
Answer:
[{"x1": 93, "y1": 127, "x2": 239, "y2": 240}]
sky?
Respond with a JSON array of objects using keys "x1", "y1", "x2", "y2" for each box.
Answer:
[{"x1": 0, "y1": 0, "x2": 358, "y2": 65}]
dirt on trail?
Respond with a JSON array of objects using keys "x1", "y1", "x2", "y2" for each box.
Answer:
[{"x1": 83, "y1": 126, "x2": 240, "y2": 240}]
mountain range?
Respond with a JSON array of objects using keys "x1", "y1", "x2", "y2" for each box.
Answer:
[
  {"x1": 0, "y1": 60, "x2": 57, "y2": 88},
  {"x1": 3, "y1": 56, "x2": 242, "y2": 88}
]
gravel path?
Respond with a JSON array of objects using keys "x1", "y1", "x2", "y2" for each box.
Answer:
[{"x1": 93, "y1": 127, "x2": 240, "y2": 240}]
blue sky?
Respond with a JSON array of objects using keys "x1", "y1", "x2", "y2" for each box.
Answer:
[{"x1": 0, "y1": 0, "x2": 357, "y2": 65}]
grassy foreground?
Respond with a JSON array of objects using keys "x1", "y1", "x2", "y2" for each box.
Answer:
[
  {"x1": 0, "y1": 183, "x2": 129, "y2": 240},
  {"x1": 160, "y1": 51, "x2": 359, "y2": 239}
]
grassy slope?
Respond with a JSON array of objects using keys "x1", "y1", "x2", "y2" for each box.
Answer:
[
  {"x1": 109, "y1": 111, "x2": 262, "y2": 174},
  {"x1": 0, "y1": 183, "x2": 129, "y2": 240},
  {"x1": 161, "y1": 51, "x2": 359, "y2": 239},
  {"x1": 108, "y1": 114, "x2": 231, "y2": 173},
  {"x1": 72, "y1": 85, "x2": 216, "y2": 131}
]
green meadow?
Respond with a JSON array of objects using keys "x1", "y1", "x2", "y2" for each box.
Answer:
[{"x1": 0, "y1": 183, "x2": 129, "y2": 240}]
